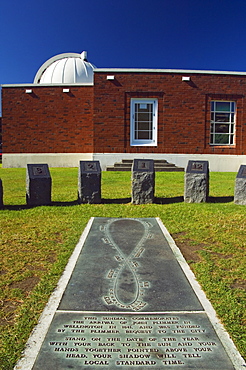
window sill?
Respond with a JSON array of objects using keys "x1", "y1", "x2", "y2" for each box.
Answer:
[
  {"x1": 130, "y1": 142, "x2": 157, "y2": 147},
  {"x1": 209, "y1": 144, "x2": 236, "y2": 148}
]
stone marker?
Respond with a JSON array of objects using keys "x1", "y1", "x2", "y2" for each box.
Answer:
[
  {"x1": 131, "y1": 159, "x2": 155, "y2": 204},
  {"x1": 234, "y1": 164, "x2": 246, "y2": 205},
  {"x1": 15, "y1": 218, "x2": 244, "y2": 370},
  {"x1": 78, "y1": 161, "x2": 101, "y2": 204},
  {"x1": 0, "y1": 178, "x2": 3, "y2": 207},
  {"x1": 184, "y1": 160, "x2": 209, "y2": 203},
  {"x1": 26, "y1": 164, "x2": 51, "y2": 206}
]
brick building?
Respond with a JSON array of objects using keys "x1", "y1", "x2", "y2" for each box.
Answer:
[{"x1": 1, "y1": 51, "x2": 246, "y2": 171}]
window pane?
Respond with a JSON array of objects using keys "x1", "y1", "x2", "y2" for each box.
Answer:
[
  {"x1": 139, "y1": 122, "x2": 151, "y2": 130},
  {"x1": 215, "y1": 102, "x2": 231, "y2": 111},
  {"x1": 215, "y1": 113, "x2": 230, "y2": 122},
  {"x1": 137, "y1": 112, "x2": 151, "y2": 122},
  {"x1": 138, "y1": 131, "x2": 152, "y2": 139},
  {"x1": 215, "y1": 123, "x2": 230, "y2": 133},
  {"x1": 214, "y1": 134, "x2": 229, "y2": 144}
]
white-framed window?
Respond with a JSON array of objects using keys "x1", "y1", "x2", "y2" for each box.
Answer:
[
  {"x1": 130, "y1": 98, "x2": 158, "y2": 146},
  {"x1": 210, "y1": 101, "x2": 236, "y2": 145}
]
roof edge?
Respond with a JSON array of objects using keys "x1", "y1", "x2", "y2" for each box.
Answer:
[
  {"x1": 94, "y1": 68, "x2": 246, "y2": 76},
  {"x1": 1, "y1": 83, "x2": 94, "y2": 88}
]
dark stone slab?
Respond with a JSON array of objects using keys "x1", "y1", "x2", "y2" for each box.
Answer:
[
  {"x1": 78, "y1": 161, "x2": 101, "y2": 204},
  {"x1": 26, "y1": 164, "x2": 51, "y2": 206},
  {"x1": 234, "y1": 165, "x2": 246, "y2": 205},
  {"x1": 58, "y1": 218, "x2": 202, "y2": 312},
  {"x1": 32, "y1": 312, "x2": 234, "y2": 370},
  {"x1": 184, "y1": 161, "x2": 209, "y2": 203},
  {"x1": 131, "y1": 160, "x2": 155, "y2": 204}
]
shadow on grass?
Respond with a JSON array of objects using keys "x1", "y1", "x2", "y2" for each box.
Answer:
[
  {"x1": 209, "y1": 196, "x2": 234, "y2": 203},
  {"x1": 1, "y1": 196, "x2": 235, "y2": 210},
  {"x1": 102, "y1": 197, "x2": 131, "y2": 204},
  {"x1": 155, "y1": 196, "x2": 184, "y2": 204},
  {"x1": 1, "y1": 200, "x2": 79, "y2": 210}
]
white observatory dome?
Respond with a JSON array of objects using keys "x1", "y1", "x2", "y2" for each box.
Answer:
[{"x1": 34, "y1": 51, "x2": 95, "y2": 84}]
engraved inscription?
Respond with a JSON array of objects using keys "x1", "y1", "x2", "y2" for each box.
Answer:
[
  {"x1": 39, "y1": 313, "x2": 234, "y2": 369},
  {"x1": 84, "y1": 163, "x2": 97, "y2": 172},
  {"x1": 101, "y1": 219, "x2": 152, "y2": 311},
  {"x1": 32, "y1": 166, "x2": 47, "y2": 176},
  {"x1": 191, "y1": 162, "x2": 204, "y2": 172},
  {"x1": 137, "y1": 161, "x2": 150, "y2": 170}
]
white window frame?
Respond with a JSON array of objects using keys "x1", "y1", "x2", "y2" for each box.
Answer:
[
  {"x1": 210, "y1": 101, "x2": 236, "y2": 145},
  {"x1": 130, "y1": 98, "x2": 158, "y2": 146}
]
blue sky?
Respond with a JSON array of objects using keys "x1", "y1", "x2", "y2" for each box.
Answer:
[{"x1": 1, "y1": 0, "x2": 246, "y2": 85}]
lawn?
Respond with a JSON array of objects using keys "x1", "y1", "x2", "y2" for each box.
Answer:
[{"x1": 0, "y1": 167, "x2": 245, "y2": 369}]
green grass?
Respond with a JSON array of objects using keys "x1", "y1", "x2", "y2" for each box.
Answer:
[{"x1": 0, "y1": 168, "x2": 245, "y2": 369}]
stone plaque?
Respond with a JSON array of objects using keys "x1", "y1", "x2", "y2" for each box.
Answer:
[
  {"x1": 234, "y1": 164, "x2": 246, "y2": 205},
  {"x1": 32, "y1": 165, "x2": 48, "y2": 176},
  {"x1": 133, "y1": 159, "x2": 154, "y2": 172},
  {"x1": 186, "y1": 161, "x2": 209, "y2": 174},
  {"x1": 184, "y1": 160, "x2": 209, "y2": 203},
  {"x1": 32, "y1": 312, "x2": 234, "y2": 370},
  {"x1": 16, "y1": 219, "x2": 243, "y2": 369},
  {"x1": 78, "y1": 161, "x2": 101, "y2": 204},
  {"x1": 132, "y1": 159, "x2": 155, "y2": 204},
  {"x1": 26, "y1": 164, "x2": 51, "y2": 206},
  {"x1": 236, "y1": 164, "x2": 246, "y2": 179}
]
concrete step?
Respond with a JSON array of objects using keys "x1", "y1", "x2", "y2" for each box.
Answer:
[{"x1": 106, "y1": 159, "x2": 184, "y2": 172}]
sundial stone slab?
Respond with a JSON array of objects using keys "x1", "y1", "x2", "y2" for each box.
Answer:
[
  {"x1": 15, "y1": 218, "x2": 244, "y2": 370},
  {"x1": 58, "y1": 218, "x2": 202, "y2": 312},
  {"x1": 26, "y1": 164, "x2": 51, "y2": 206},
  {"x1": 78, "y1": 160, "x2": 101, "y2": 204}
]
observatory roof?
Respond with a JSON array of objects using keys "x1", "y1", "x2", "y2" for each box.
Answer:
[{"x1": 34, "y1": 51, "x2": 95, "y2": 84}]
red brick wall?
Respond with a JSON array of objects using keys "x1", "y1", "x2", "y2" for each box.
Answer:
[
  {"x1": 93, "y1": 72, "x2": 246, "y2": 155},
  {"x1": 2, "y1": 72, "x2": 246, "y2": 156},
  {"x1": 2, "y1": 86, "x2": 94, "y2": 153}
]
